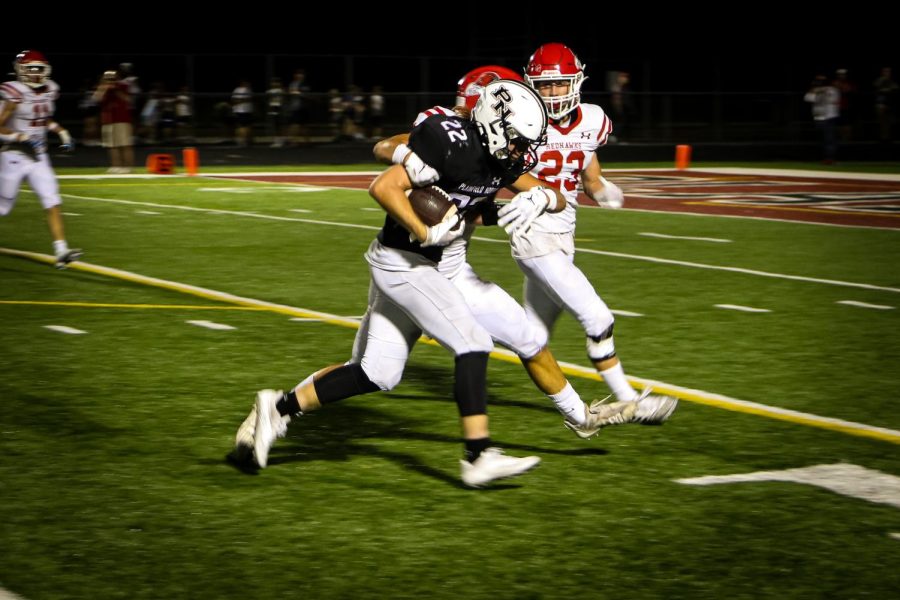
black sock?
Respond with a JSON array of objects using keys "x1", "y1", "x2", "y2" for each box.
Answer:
[
  {"x1": 276, "y1": 390, "x2": 301, "y2": 416},
  {"x1": 464, "y1": 437, "x2": 491, "y2": 463}
]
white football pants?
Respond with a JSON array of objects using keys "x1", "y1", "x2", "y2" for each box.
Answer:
[
  {"x1": 516, "y1": 250, "x2": 615, "y2": 342},
  {"x1": 353, "y1": 261, "x2": 548, "y2": 389},
  {"x1": 357, "y1": 263, "x2": 494, "y2": 391},
  {"x1": 0, "y1": 151, "x2": 61, "y2": 216}
]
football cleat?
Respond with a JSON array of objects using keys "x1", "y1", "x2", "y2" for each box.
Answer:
[
  {"x1": 234, "y1": 403, "x2": 258, "y2": 450},
  {"x1": 629, "y1": 388, "x2": 678, "y2": 424},
  {"x1": 54, "y1": 248, "x2": 83, "y2": 270},
  {"x1": 563, "y1": 398, "x2": 635, "y2": 439},
  {"x1": 587, "y1": 388, "x2": 678, "y2": 426},
  {"x1": 253, "y1": 389, "x2": 290, "y2": 468},
  {"x1": 460, "y1": 448, "x2": 541, "y2": 488}
]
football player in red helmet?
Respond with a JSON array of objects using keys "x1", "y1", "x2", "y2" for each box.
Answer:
[
  {"x1": 518, "y1": 43, "x2": 678, "y2": 431},
  {"x1": 14, "y1": 50, "x2": 52, "y2": 89},
  {"x1": 1, "y1": 50, "x2": 82, "y2": 269},
  {"x1": 455, "y1": 65, "x2": 523, "y2": 111}
]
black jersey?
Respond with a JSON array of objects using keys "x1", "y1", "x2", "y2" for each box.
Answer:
[{"x1": 377, "y1": 114, "x2": 517, "y2": 262}]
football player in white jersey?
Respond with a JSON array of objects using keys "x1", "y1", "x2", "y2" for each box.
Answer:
[
  {"x1": 366, "y1": 65, "x2": 630, "y2": 438},
  {"x1": 0, "y1": 50, "x2": 81, "y2": 269},
  {"x1": 239, "y1": 80, "x2": 569, "y2": 487},
  {"x1": 517, "y1": 43, "x2": 677, "y2": 433}
]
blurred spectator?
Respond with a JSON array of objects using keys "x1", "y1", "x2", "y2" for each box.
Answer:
[
  {"x1": 607, "y1": 70, "x2": 634, "y2": 143},
  {"x1": 78, "y1": 77, "x2": 100, "y2": 146},
  {"x1": 833, "y1": 68, "x2": 856, "y2": 141},
  {"x1": 804, "y1": 74, "x2": 840, "y2": 164},
  {"x1": 93, "y1": 69, "x2": 134, "y2": 173},
  {"x1": 874, "y1": 67, "x2": 898, "y2": 142},
  {"x1": 266, "y1": 77, "x2": 286, "y2": 147},
  {"x1": 158, "y1": 91, "x2": 177, "y2": 144},
  {"x1": 139, "y1": 85, "x2": 161, "y2": 144},
  {"x1": 328, "y1": 89, "x2": 342, "y2": 139},
  {"x1": 368, "y1": 85, "x2": 385, "y2": 139},
  {"x1": 175, "y1": 85, "x2": 194, "y2": 143},
  {"x1": 231, "y1": 79, "x2": 254, "y2": 146},
  {"x1": 287, "y1": 69, "x2": 310, "y2": 145}
]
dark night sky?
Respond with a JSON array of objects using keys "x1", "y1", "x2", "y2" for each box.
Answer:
[{"x1": 5, "y1": 9, "x2": 897, "y2": 94}]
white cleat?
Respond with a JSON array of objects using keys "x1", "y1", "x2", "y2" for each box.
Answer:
[
  {"x1": 564, "y1": 399, "x2": 635, "y2": 439},
  {"x1": 234, "y1": 404, "x2": 258, "y2": 451},
  {"x1": 630, "y1": 388, "x2": 678, "y2": 424},
  {"x1": 460, "y1": 448, "x2": 541, "y2": 488},
  {"x1": 55, "y1": 248, "x2": 83, "y2": 270},
  {"x1": 253, "y1": 389, "x2": 290, "y2": 468},
  {"x1": 587, "y1": 388, "x2": 678, "y2": 427}
]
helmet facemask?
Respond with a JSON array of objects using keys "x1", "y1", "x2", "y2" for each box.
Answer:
[
  {"x1": 526, "y1": 74, "x2": 584, "y2": 119},
  {"x1": 14, "y1": 51, "x2": 51, "y2": 88}
]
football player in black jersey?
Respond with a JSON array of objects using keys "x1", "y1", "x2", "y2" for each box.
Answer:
[
  {"x1": 242, "y1": 80, "x2": 572, "y2": 487},
  {"x1": 369, "y1": 74, "x2": 633, "y2": 439}
]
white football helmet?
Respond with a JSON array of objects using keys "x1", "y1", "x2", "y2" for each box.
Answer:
[{"x1": 471, "y1": 79, "x2": 547, "y2": 177}]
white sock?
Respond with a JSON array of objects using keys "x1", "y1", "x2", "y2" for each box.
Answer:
[
  {"x1": 53, "y1": 239, "x2": 69, "y2": 257},
  {"x1": 599, "y1": 362, "x2": 637, "y2": 401},
  {"x1": 550, "y1": 382, "x2": 585, "y2": 424}
]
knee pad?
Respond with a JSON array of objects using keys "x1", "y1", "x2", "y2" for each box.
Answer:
[{"x1": 586, "y1": 323, "x2": 616, "y2": 362}]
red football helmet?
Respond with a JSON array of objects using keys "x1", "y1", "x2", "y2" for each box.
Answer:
[
  {"x1": 14, "y1": 50, "x2": 51, "y2": 88},
  {"x1": 524, "y1": 43, "x2": 585, "y2": 119},
  {"x1": 456, "y1": 65, "x2": 523, "y2": 110}
]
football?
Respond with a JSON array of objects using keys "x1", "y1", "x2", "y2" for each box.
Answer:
[{"x1": 408, "y1": 186, "x2": 455, "y2": 226}]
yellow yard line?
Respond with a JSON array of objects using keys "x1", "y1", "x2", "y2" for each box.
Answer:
[
  {"x1": 3, "y1": 246, "x2": 899, "y2": 446},
  {"x1": 0, "y1": 300, "x2": 269, "y2": 310}
]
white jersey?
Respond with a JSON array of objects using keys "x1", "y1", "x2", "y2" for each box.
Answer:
[
  {"x1": 529, "y1": 103, "x2": 612, "y2": 235},
  {"x1": 0, "y1": 80, "x2": 60, "y2": 150}
]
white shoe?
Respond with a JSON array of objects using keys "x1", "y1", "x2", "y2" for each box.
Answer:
[
  {"x1": 54, "y1": 248, "x2": 83, "y2": 270},
  {"x1": 234, "y1": 404, "x2": 258, "y2": 450},
  {"x1": 563, "y1": 399, "x2": 634, "y2": 439},
  {"x1": 235, "y1": 402, "x2": 291, "y2": 450},
  {"x1": 460, "y1": 448, "x2": 540, "y2": 488},
  {"x1": 253, "y1": 389, "x2": 290, "y2": 468},
  {"x1": 630, "y1": 388, "x2": 678, "y2": 424},
  {"x1": 587, "y1": 388, "x2": 678, "y2": 427}
]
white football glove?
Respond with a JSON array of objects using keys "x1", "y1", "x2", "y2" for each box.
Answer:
[
  {"x1": 418, "y1": 205, "x2": 464, "y2": 247},
  {"x1": 497, "y1": 187, "x2": 557, "y2": 235},
  {"x1": 592, "y1": 176, "x2": 624, "y2": 209},
  {"x1": 393, "y1": 143, "x2": 439, "y2": 187}
]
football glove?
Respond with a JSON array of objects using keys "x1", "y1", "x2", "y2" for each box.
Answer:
[
  {"x1": 417, "y1": 205, "x2": 464, "y2": 247},
  {"x1": 497, "y1": 187, "x2": 557, "y2": 235},
  {"x1": 592, "y1": 176, "x2": 624, "y2": 209},
  {"x1": 393, "y1": 143, "x2": 439, "y2": 187}
]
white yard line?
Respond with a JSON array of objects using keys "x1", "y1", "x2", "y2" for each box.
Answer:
[
  {"x1": 186, "y1": 320, "x2": 236, "y2": 330},
  {"x1": 639, "y1": 232, "x2": 732, "y2": 243},
  {"x1": 3, "y1": 246, "x2": 899, "y2": 446},
  {"x1": 57, "y1": 192, "x2": 900, "y2": 294},
  {"x1": 43, "y1": 325, "x2": 87, "y2": 334},
  {"x1": 837, "y1": 300, "x2": 894, "y2": 310},
  {"x1": 714, "y1": 304, "x2": 771, "y2": 313}
]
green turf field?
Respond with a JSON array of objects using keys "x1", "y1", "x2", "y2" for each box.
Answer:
[{"x1": 2, "y1": 168, "x2": 899, "y2": 599}]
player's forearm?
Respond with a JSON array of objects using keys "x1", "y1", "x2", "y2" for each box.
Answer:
[
  {"x1": 369, "y1": 165, "x2": 428, "y2": 241},
  {"x1": 373, "y1": 133, "x2": 410, "y2": 164}
]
